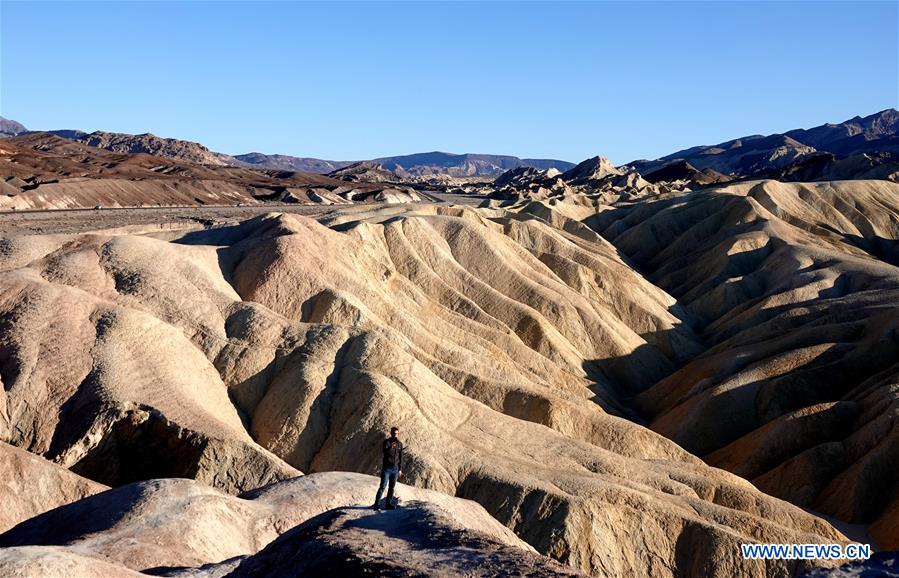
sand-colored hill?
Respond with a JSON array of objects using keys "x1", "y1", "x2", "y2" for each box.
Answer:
[
  {"x1": 587, "y1": 179, "x2": 899, "y2": 549},
  {"x1": 0, "y1": 547, "x2": 146, "y2": 578},
  {"x1": 0, "y1": 442, "x2": 107, "y2": 533},
  {"x1": 0, "y1": 472, "x2": 582, "y2": 576},
  {"x1": 0, "y1": 198, "x2": 856, "y2": 577}
]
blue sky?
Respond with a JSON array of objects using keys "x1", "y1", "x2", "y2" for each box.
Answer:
[{"x1": 1, "y1": 1, "x2": 896, "y2": 163}]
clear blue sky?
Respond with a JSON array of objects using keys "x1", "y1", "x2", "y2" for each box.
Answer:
[{"x1": 1, "y1": 1, "x2": 896, "y2": 163}]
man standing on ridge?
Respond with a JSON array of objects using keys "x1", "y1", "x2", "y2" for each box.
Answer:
[{"x1": 373, "y1": 426, "x2": 403, "y2": 510}]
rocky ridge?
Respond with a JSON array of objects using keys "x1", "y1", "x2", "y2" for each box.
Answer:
[
  {"x1": 630, "y1": 109, "x2": 899, "y2": 181},
  {"x1": 0, "y1": 133, "x2": 420, "y2": 209}
]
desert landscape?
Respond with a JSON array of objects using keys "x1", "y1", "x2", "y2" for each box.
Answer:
[
  {"x1": 0, "y1": 105, "x2": 896, "y2": 578},
  {"x1": 2, "y1": 0, "x2": 898, "y2": 573}
]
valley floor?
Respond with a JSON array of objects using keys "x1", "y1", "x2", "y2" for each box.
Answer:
[{"x1": 0, "y1": 192, "x2": 484, "y2": 236}]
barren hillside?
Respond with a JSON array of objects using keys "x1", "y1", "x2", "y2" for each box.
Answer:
[
  {"x1": 0, "y1": 133, "x2": 421, "y2": 209},
  {"x1": 5, "y1": 182, "x2": 896, "y2": 575},
  {"x1": 588, "y1": 180, "x2": 899, "y2": 550}
]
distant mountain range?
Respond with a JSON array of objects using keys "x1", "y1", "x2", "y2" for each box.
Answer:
[
  {"x1": 10, "y1": 123, "x2": 574, "y2": 177},
  {"x1": 232, "y1": 153, "x2": 352, "y2": 173},
  {"x1": 377, "y1": 152, "x2": 574, "y2": 177},
  {"x1": 236, "y1": 151, "x2": 575, "y2": 177},
  {"x1": 3, "y1": 108, "x2": 897, "y2": 181},
  {"x1": 630, "y1": 108, "x2": 899, "y2": 180},
  {"x1": 0, "y1": 131, "x2": 422, "y2": 210}
]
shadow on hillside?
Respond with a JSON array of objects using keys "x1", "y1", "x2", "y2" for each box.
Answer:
[
  {"x1": 173, "y1": 214, "x2": 296, "y2": 291},
  {"x1": 0, "y1": 482, "x2": 147, "y2": 548},
  {"x1": 835, "y1": 230, "x2": 899, "y2": 267},
  {"x1": 580, "y1": 316, "x2": 706, "y2": 424}
]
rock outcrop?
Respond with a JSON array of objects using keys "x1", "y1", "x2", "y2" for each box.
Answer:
[
  {"x1": 221, "y1": 499, "x2": 585, "y2": 577},
  {"x1": 643, "y1": 160, "x2": 731, "y2": 186},
  {"x1": 0, "y1": 472, "x2": 583, "y2": 577},
  {"x1": 326, "y1": 161, "x2": 404, "y2": 183},
  {"x1": 0, "y1": 117, "x2": 27, "y2": 138},
  {"x1": 560, "y1": 156, "x2": 622, "y2": 185}
]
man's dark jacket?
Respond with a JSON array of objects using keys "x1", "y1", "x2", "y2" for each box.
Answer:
[{"x1": 382, "y1": 436, "x2": 403, "y2": 471}]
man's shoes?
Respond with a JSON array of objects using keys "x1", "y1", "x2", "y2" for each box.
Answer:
[
  {"x1": 385, "y1": 504, "x2": 396, "y2": 510},
  {"x1": 372, "y1": 503, "x2": 381, "y2": 511}
]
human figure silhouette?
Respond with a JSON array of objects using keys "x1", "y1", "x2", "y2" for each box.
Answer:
[{"x1": 373, "y1": 426, "x2": 403, "y2": 510}]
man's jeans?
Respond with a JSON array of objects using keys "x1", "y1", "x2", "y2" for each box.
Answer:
[{"x1": 374, "y1": 466, "x2": 398, "y2": 507}]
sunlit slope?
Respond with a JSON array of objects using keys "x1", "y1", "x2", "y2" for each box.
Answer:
[
  {"x1": 0, "y1": 203, "x2": 846, "y2": 577},
  {"x1": 590, "y1": 180, "x2": 899, "y2": 549}
]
